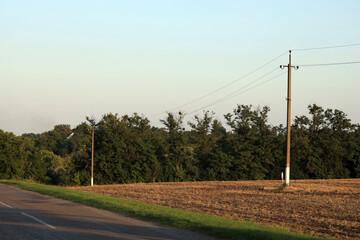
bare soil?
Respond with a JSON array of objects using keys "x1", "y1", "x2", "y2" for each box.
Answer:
[{"x1": 71, "y1": 179, "x2": 360, "y2": 239}]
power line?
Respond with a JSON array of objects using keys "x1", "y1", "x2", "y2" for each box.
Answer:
[
  {"x1": 170, "y1": 52, "x2": 287, "y2": 109},
  {"x1": 292, "y1": 43, "x2": 360, "y2": 52},
  {"x1": 224, "y1": 71, "x2": 286, "y2": 101},
  {"x1": 148, "y1": 51, "x2": 288, "y2": 118},
  {"x1": 149, "y1": 43, "x2": 360, "y2": 119},
  {"x1": 298, "y1": 61, "x2": 360, "y2": 67},
  {"x1": 187, "y1": 71, "x2": 286, "y2": 115},
  {"x1": 210, "y1": 67, "x2": 279, "y2": 103}
]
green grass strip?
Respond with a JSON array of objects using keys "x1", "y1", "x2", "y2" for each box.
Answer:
[{"x1": 0, "y1": 180, "x2": 327, "y2": 240}]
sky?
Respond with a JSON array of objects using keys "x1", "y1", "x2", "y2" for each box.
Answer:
[{"x1": 1, "y1": 0, "x2": 360, "y2": 135}]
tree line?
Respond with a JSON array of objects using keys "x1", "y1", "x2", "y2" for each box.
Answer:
[{"x1": 1, "y1": 104, "x2": 359, "y2": 185}]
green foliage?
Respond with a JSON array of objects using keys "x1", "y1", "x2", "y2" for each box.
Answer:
[
  {"x1": 0, "y1": 130, "x2": 26, "y2": 179},
  {"x1": 71, "y1": 113, "x2": 162, "y2": 185},
  {"x1": 291, "y1": 104, "x2": 354, "y2": 179},
  {"x1": 1, "y1": 103, "x2": 359, "y2": 185},
  {"x1": 203, "y1": 148, "x2": 233, "y2": 180},
  {"x1": 35, "y1": 124, "x2": 72, "y2": 157},
  {"x1": 221, "y1": 105, "x2": 278, "y2": 180},
  {"x1": 160, "y1": 112, "x2": 198, "y2": 181}
]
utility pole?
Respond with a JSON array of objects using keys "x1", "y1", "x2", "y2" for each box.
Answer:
[
  {"x1": 280, "y1": 50, "x2": 298, "y2": 186},
  {"x1": 91, "y1": 126, "x2": 94, "y2": 186}
]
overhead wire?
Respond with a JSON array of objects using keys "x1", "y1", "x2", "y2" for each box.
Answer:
[
  {"x1": 187, "y1": 70, "x2": 286, "y2": 115},
  {"x1": 206, "y1": 67, "x2": 279, "y2": 104},
  {"x1": 298, "y1": 61, "x2": 360, "y2": 67},
  {"x1": 149, "y1": 43, "x2": 360, "y2": 119},
  {"x1": 292, "y1": 43, "x2": 360, "y2": 52},
  {"x1": 220, "y1": 72, "x2": 287, "y2": 102},
  {"x1": 148, "y1": 51, "x2": 288, "y2": 118}
]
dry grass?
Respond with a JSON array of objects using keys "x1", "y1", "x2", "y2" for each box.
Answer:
[{"x1": 71, "y1": 179, "x2": 360, "y2": 239}]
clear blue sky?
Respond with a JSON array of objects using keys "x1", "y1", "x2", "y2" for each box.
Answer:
[{"x1": 1, "y1": 0, "x2": 359, "y2": 135}]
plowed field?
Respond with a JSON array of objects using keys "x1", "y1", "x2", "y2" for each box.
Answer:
[{"x1": 71, "y1": 179, "x2": 360, "y2": 239}]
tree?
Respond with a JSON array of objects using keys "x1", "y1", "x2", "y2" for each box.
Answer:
[
  {"x1": 71, "y1": 113, "x2": 161, "y2": 185},
  {"x1": 291, "y1": 105, "x2": 353, "y2": 179},
  {"x1": 188, "y1": 111, "x2": 226, "y2": 180},
  {"x1": 348, "y1": 125, "x2": 360, "y2": 177},
  {"x1": 35, "y1": 124, "x2": 73, "y2": 157},
  {"x1": 2, "y1": 102, "x2": 358, "y2": 186},
  {"x1": 0, "y1": 130, "x2": 26, "y2": 179},
  {"x1": 160, "y1": 112, "x2": 198, "y2": 181},
  {"x1": 223, "y1": 105, "x2": 277, "y2": 180}
]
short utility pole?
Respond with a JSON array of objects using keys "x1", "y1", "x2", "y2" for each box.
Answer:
[
  {"x1": 280, "y1": 50, "x2": 299, "y2": 186},
  {"x1": 91, "y1": 126, "x2": 94, "y2": 186}
]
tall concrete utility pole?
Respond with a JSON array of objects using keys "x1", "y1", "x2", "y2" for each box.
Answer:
[{"x1": 280, "y1": 50, "x2": 298, "y2": 186}]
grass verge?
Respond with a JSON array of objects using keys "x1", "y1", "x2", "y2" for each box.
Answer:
[{"x1": 0, "y1": 180, "x2": 326, "y2": 240}]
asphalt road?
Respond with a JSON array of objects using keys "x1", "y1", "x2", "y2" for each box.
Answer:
[{"x1": 0, "y1": 183, "x2": 214, "y2": 240}]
